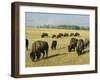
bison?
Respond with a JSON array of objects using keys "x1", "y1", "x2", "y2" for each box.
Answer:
[
  {"x1": 76, "y1": 39, "x2": 85, "y2": 55},
  {"x1": 57, "y1": 34, "x2": 61, "y2": 38},
  {"x1": 30, "y1": 41, "x2": 49, "y2": 61},
  {"x1": 52, "y1": 34, "x2": 56, "y2": 38},
  {"x1": 74, "y1": 32, "x2": 80, "y2": 36},
  {"x1": 70, "y1": 33, "x2": 74, "y2": 37},
  {"x1": 41, "y1": 33, "x2": 48, "y2": 38},
  {"x1": 68, "y1": 38, "x2": 78, "y2": 52},
  {"x1": 26, "y1": 38, "x2": 29, "y2": 50},
  {"x1": 57, "y1": 33, "x2": 63, "y2": 38},
  {"x1": 51, "y1": 40, "x2": 57, "y2": 50},
  {"x1": 64, "y1": 33, "x2": 69, "y2": 37}
]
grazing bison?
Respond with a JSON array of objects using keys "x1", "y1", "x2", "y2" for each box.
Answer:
[
  {"x1": 70, "y1": 33, "x2": 74, "y2": 37},
  {"x1": 30, "y1": 41, "x2": 49, "y2": 61},
  {"x1": 68, "y1": 38, "x2": 78, "y2": 52},
  {"x1": 64, "y1": 33, "x2": 69, "y2": 37},
  {"x1": 41, "y1": 33, "x2": 48, "y2": 38},
  {"x1": 52, "y1": 34, "x2": 56, "y2": 38},
  {"x1": 51, "y1": 40, "x2": 57, "y2": 50},
  {"x1": 57, "y1": 33, "x2": 63, "y2": 38},
  {"x1": 57, "y1": 34, "x2": 61, "y2": 38},
  {"x1": 26, "y1": 38, "x2": 29, "y2": 50},
  {"x1": 59, "y1": 33, "x2": 63, "y2": 37},
  {"x1": 76, "y1": 39, "x2": 85, "y2": 55},
  {"x1": 74, "y1": 32, "x2": 80, "y2": 36}
]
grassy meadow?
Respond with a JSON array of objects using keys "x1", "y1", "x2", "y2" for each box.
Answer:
[{"x1": 25, "y1": 27, "x2": 90, "y2": 67}]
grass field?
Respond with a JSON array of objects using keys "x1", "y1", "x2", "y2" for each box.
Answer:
[{"x1": 25, "y1": 27, "x2": 90, "y2": 67}]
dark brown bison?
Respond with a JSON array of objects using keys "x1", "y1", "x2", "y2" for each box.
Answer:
[
  {"x1": 52, "y1": 34, "x2": 56, "y2": 38},
  {"x1": 74, "y1": 32, "x2": 80, "y2": 36},
  {"x1": 57, "y1": 33, "x2": 63, "y2": 38},
  {"x1": 70, "y1": 33, "x2": 74, "y2": 37},
  {"x1": 57, "y1": 34, "x2": 61, "y2": 38},
  {"x1": 51, "y1": 40, "x2": 57, "y2": 50},
  {"x1": 30, "y1": 41, "x2": 49, "y2": 61},
  {"x1": 68, "y1": 38, "x2": 78, "y2": 52},
  {"x1": 41, "y1": 33, "x2": 48, "y2": 38},
  {"x1": 59, "y1": 33, "x2": 63, "y2": 37},
  {"x1": 26, "y1": 38, "x2": 29, "y2": 50},
  {"x1": 64, "y1": 33, "x2": 69, "y2": 37},
  {"x1": 76, "y1": 39, "x2": 85, "y2": 55}
]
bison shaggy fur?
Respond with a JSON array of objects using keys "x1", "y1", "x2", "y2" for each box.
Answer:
[
  {"x1": 76, "y1": 39, "x2": 85, "y2": 55},
  {"x1": 52, "y1": 35, "x2": 56, "y2": 38},
  {"x1": 30, "y1": 41, "x2": 49, "y2": 61},
  {"x1": 68, "y1": 38, "x2": 78, "y2": 52}
]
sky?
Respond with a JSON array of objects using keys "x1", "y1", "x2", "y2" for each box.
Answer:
[{"x1": 25, "y1": 12, "x2": 90, "y2": 27}]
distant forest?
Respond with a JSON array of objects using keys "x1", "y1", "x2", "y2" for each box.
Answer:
[{"x1": 28, "y1": 25, "x2": 89, "y2": 30}]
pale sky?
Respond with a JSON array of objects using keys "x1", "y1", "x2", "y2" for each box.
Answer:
[{"x1": 25, "y1": 12, "x2": 90, "y2": 27}]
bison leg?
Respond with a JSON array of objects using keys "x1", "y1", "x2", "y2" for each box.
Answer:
[
  {"x1": 68, "y1": 45, "x2": 71, "y2": 52},
  {"x1": 30, "y1": 52, "x2": 35, "y2": 61},
  {"x1": 42, "y1": 51, "x2": 45, "y2": 59},
  {"x1": 36, "y1": 52, "x2": 41, "y2": 60},
  {"x1": 77, "y1": 48, "x2": 82, "y2": 56},
  {"x1": 54, "y1": 46, "x2": 56, "y2": 49},
  {"x1": 51, "y1": 45, "x2": 53, "y2": 50},
  {"x1": 45, "y1": 49, "x2": 48, "y2": 59}
]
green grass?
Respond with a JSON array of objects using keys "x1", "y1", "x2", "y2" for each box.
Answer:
[{"x1": 25, "y1": 27, "x2": 90, "y2": 67}]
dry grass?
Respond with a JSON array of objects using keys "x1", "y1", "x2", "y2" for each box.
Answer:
[{"x1": 25, "y1": 27, "x2": 90, "y2": 67}]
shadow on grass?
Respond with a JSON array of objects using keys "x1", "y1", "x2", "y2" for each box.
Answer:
[
  {"x1": 47, "y1": 53, "x2": 66, "y2": 59},
  {"x1": 47, "y1": 54, "x2": 60, "y2": 59},
  {"x1": 78, "y1": 49, "x2": 90, "y2": 56},
  {"x1": 32, "y1": 53, "x2": 67, "y2": 62},
  {"x1": 56, "y1": 46, "x2": 66, "y2": 50}
]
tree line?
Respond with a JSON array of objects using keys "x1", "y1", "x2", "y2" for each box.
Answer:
[{"x1": 29, "y1": 25, "x2": 89, "y2": 30}]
